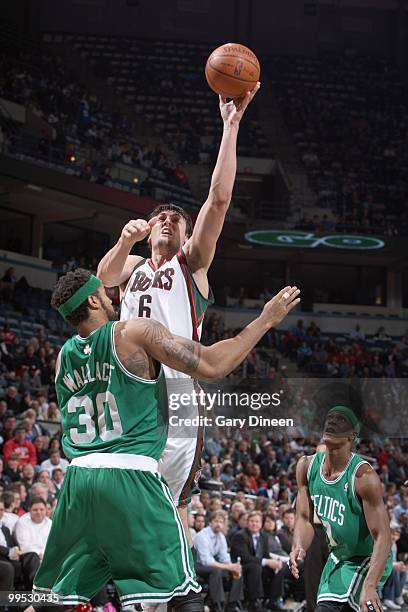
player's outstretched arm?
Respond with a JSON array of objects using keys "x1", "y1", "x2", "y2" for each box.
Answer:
[
  {"x1": 290, "y1": 456, "x2": 315, "y2": 579},
  {"x1": 127, "y1": 285, "x2": 299, "y2": 379},
  {"x1": 184, "y1": 83, "x2": 260, "y2": 274},
  {"x1": 357, "y1": 464, "x2": 392, "y2": 612},
  {"x1": 97, "y1": 219, "x2": 154, "y2": 287}
]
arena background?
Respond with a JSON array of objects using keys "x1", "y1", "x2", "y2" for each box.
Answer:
[{"x1": 0, "y1": 0, "x2": 408, "y2": 610}]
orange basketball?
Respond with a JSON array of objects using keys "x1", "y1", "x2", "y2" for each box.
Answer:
[{"x1": 205, "y1": 43, "x2": 260, "y2": 98}]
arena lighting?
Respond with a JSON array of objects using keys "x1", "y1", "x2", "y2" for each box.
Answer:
[
  {"x1": 70, "y1": 155, "x2": 76, "y2": 162},
  {"x1": 133, "y1": 177, "x2": 139, "y2": 183}
]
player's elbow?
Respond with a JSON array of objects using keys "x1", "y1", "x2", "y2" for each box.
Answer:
[
  {"x1": 208, "y1": 188, "x2": 231, "y2": 210},
  {"x1": 197, "y1": 360, "x2": 226, "y2": 381}
]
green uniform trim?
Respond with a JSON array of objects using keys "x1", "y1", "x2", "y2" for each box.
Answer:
[{"x1": 177, "y1": 247, "x2": 214, "y2": 336}]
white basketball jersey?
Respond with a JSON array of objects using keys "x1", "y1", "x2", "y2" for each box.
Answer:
[{"x1": 120, "y1": 249, "x2": 214, "y2": 378}]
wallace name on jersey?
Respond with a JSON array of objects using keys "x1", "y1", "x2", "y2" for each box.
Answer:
[{"x1": 62, "y1": 362, "x2": 115, "y2": 391}]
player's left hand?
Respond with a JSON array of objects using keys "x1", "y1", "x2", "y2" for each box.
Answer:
[
  {"x1": 360, "y1": 584, "x2": 383, "y2": 612},
  {"x1": 219, "y1": 81, "x2": 260, "y2": 125}
]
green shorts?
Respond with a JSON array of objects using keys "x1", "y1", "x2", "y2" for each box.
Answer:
[
  {"x1": 317, "y1": 553, "x2": 393, "y2": 611},
  {"x1": 33, "y1": 463, "x2": 200, "y2": 605}
]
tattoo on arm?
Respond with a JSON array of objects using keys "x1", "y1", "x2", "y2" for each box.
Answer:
[
  {"x1": 143, "y1": 320, "x2": 202, "y2": 375},
  {"x1": 122, "y1": 348, "x2": 152, "y2": 379}
]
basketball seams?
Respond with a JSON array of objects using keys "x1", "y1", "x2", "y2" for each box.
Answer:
[
  {"x1": 209, "y1": 52, "x2": 260, "y2": 72},
  {"x1": 207, "y1": 60, "x2": 258, "y2": 84}
]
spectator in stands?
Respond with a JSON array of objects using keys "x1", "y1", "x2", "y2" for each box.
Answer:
[
  {"x1": 51, "y1": 468, "x2": 64, "y2": 495},
  {"x1": 20, "y1": 345, "x2": 40, "y2": 371},
  {"x1": 80, "y1": 163, "x2": 95, "y2": 182},
  {"x1": 14, "y1": 497, "x2": 51, "y2": 589},
  {"x1": 228, "y1": 502, "x2": 246, "y2": 541},
  {"x1": 382, "y1": 525, "x2": 407, "y2": 609},
  {"x1": 194, "y1": 510, "x2": 244, "y2": 612},
  {"x1": 393, "y1": 494, "x2": 408, "y2": 526},
  {"x1": 3, "y1": 454, "x2": 21, "y2": 482},
  {"x1": 193, "y1": 513, "x2": 205, "y2": 534},
  {"x1": 277, "y1": 508, "x2": 295, "y2": 554},
  {"x1": 0, "y1": 267, "x2": 17, "y2": 301},
  {"x1": 258, "y1": 445, "x2": 281, "y2": 481},
  {"x1": 221, "y1": 462, "x2": 235, "y2": 490},
  {"x1": 0, "y1": 497, "x2": 21, "y2": 590},
  {"x1": 33, "y1": 437, "x2": 50, "y2": 464},
  {"x1": 3, "y1": 427, "x2": 37, "y2": 467},
  {"x1": 350, "y1": 325, "x2": 365, "y2": 341},
  {"x1": 0, "y1": 458, "x2": 12, "y2": 488},
  {"x1": 5, "y1": 387, "x2": 20, "y2": 414},
  {"x1": 21, "y1": 463, "x2": 35, "y2": 493},
  {"x1": 40, "y1": 449, "x2": 68, "y2": 475},
  {"x1": 37, "y1": 470, "x2": 57, "y2": 500},
  {"x1": 21, "y1": 366, "x2": 42, "y2": 395},
  {"x1": 258, "y1": 476, "x2": 276, "y2": 501},
  {"x1": 231, "y1": 511, "x2": 285, "y2": 611},
  {"x1": 1, "y1": 414, "x2": 17, "y2": 446},
  {"x1": 262, "y1": 515, "x2": 287, "y2": 559},
  {"x1": 2, "y1": 492, "x2": 19, "y2": 533}
]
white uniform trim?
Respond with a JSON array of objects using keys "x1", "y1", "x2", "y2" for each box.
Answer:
[
  {"x1": 71, "y1": 453, "x2": 158, "y2": 472},
  {"x1": 306, "y1": 453, "x2": 317, "y2": 483},
  {"x1": 320, "y1": 452, "x2": 355, "y2": 485},
  {"x1": 351, "y1": 460, "x2": 371, "y2": 500},
  {"x1": 317, "y1": 556, "x2": 370, "y2": 610}
]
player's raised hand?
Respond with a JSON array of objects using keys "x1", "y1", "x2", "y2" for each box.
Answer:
[
  {"x1": 219, "y1": 81, "x2": 261, "y2": 125},
  {"x1": 289, "y1": 544, "x2": 306, "y2": 579},
  {"x1": 120, "y1": 219, "x2": 151, "y2": 247},
  {"x1": 261, "y1": 286, "x2": 300, "y2": 328}
]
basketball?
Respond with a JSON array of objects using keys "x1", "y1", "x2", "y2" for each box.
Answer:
[{"x1": 205, "y1": 43, "x2": 260, "y2": 98}]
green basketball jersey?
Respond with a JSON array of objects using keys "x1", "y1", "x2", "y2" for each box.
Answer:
[
  {"x1": 55, "y1": 321, "x2": 168, "y2": 460},
  {"x1": 308, "y1": 451, "x2": 377, "y2": 561}
]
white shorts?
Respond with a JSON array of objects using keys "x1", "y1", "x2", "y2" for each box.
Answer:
[{"x1": 158, "y1": 379, "x2": 204, "y2": 507}]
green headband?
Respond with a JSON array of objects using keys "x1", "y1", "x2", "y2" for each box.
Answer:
[
  {"x1": 327, "y1": 405, "x2": 361, "y2": 434},
  {"x1": 58, "y1": 275, "x2": 102, "y2": 317}
]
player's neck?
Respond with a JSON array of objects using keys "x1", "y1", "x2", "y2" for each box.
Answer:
[
  {"x1": 150, "y1": 247, "x2": 175, "y2": 268},
  {"x1": 76, "y1": 315, "x2": 107, "y2": 338},
  {"x1": 324, "y1": 446, "x2": 352, "y2": 477}
]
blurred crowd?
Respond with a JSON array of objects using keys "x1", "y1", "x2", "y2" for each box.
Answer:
[
  {"x1": 268, "y1": 52, "x2": 408, "y2": 236},
  {"x1": 0, "y1": 49, "x2": 193, "y2": 200}
]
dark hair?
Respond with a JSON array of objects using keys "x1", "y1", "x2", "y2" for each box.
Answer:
[
  {"x1": 30, "y1": 497, "x2": 46, "y2": 508},
  {"x1": 51, "y1": 268, "x2": 95, "y2": 326},
  {"x1": 1, "y1": 492, "x2": 14, "y2": 509},
  {"x1": 263, "y1": 513, "x2": 276, "y2": 527},
  {"x1": 282, "y1": 508, "x2": 295, "y2": 517},
  {"x1": 148, "y1": 204, "x2": 193, "y2": 237}
]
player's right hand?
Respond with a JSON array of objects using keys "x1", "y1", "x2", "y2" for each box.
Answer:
[
  {"x1": 289, "y1": 545, "x2": 306, "y2": 579},
  {"x1": 120, "y1": 219, "x2": 152, "y2": 246},
  {"x1": 261, "y1": 286, "x2": 301, "y2": 328}
]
